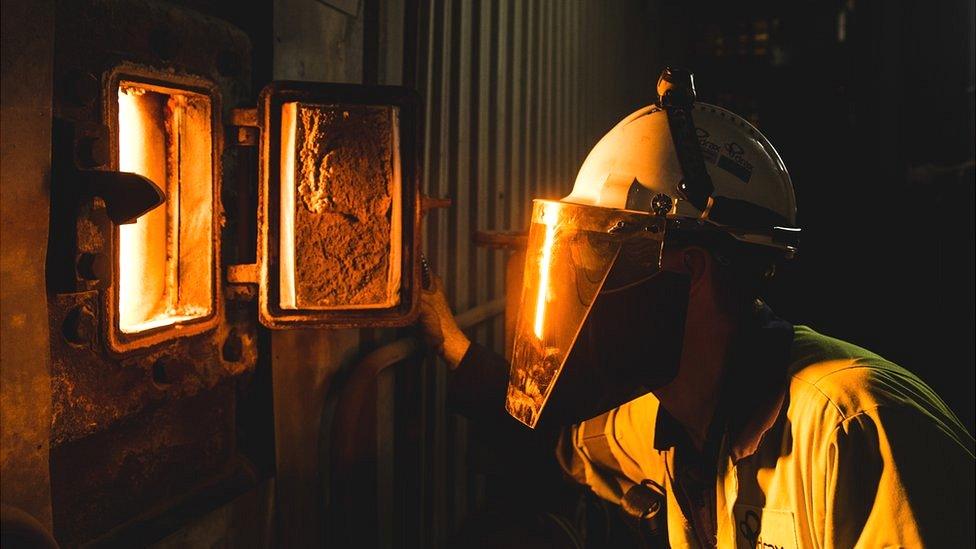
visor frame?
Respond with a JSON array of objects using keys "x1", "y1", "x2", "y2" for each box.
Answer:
[{"x1": 505, "y1": 199, "x2": 667, "y2": 428}]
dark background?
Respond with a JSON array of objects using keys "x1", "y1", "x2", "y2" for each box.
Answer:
[
  {"x1": 598, "y1": 0, "x2": 976, "y2": 432},
  {"x1": 655, "y1": 0, "x2": 976, "y2": 433}
]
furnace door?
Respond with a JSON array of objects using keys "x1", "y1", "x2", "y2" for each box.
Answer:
[{"x1": 254, "y1": 82, "x2": 421, "y2": 329}]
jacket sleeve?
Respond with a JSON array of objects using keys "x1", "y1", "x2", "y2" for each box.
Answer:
[
  {"x1": 447, "y1": 342, "x2": 668, "y2": 501},
  {"x1": 822, "y1": 406, "x2": 975, "y2": 548},
  {"x1": 445, "y1": 342, "x2": 511, "y2": 423},
  {"x1": 555, "y1": 394, "x2": 668, "y2": 505},
  {"x1": 445, "y1": 342, "x2": 573, "y2": 507}
]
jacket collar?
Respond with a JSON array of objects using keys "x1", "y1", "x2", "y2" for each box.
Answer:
[{"x1": 651, "y1": 302, "x2": 794, "y2": 462}]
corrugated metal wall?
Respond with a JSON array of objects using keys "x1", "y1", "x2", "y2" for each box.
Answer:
[
  {"x1": 418, "y1": 0, "x2": 653, "y2": 345},
  {"x1": 392, "y1": 1, "x2": 660, "y2": 546},
  {"x1": 413, "y1": 0, "x2": 660, "y2": 349}
]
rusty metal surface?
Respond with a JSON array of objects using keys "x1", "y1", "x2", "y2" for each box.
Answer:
[
  {"x1": 271, "y1": 328, "x2": 360, "y2": 549},
  {"x1": 53, "y1": 0, "x2": 253, "y2": 124},
  {"x1": 0, "y1": 0, "x2": 56, "y2": 531},
  {"x1": 46, "y1": 1, "x2": 260, "y2": 544},
  {"x1": 49, "y1": 291, "x2": 257, "y2": 447},
  {"x1": 50, "y1": 381, "x2": 237, "y2": 544}
]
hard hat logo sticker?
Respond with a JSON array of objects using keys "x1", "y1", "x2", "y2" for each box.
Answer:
[
  {"x1": 718, "y1": 141, "x2": 754, "y2": 183},
  {"x1": 696, "y1": 127, "x2": 720, "y2": 164},
  {"x1": 695, "y1": 127, "x2": 755, "y2": 183}
]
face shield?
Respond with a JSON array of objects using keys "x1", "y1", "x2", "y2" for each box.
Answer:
[{"x1": 505, "y1": 200, "x2": 670, "y2": 428}]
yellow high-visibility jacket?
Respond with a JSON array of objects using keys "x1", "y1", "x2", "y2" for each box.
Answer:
[{"x1": 556, "y1": 325, "x2": 975, "y2": 548}]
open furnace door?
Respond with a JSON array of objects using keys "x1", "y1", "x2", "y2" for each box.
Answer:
[{"x1": 254, "y1": 82, "x2": 422, "y2": 328}]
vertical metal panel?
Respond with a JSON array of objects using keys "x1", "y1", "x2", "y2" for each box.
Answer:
[
  {"x1": 431, "y1": 0, "x2": 451, "y2": 541},
  {"x1": 474, "y1": 0, "x2": 491, "y2": 357},
  {"x1": 271, "y1": 2, "x2": 365, "y2": 547},
  {"x1": 530, "y1": 0, "x2": 542, "y2": 203},
  {"x1": 0, "y1": 0, "x2": 54, "y2": 530},
  {"x1": 375, "y1": 7, "x2": 405, "y2": 544},
  {"x1": 274, "y1": 0, "x2": 364, "y2": 82},
  {"x1": 490, "y1": 0, "x2": 509, "y2": 355}
]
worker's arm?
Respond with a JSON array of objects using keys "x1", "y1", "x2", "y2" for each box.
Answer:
[
  {"x1": 416, "y1": 276, "x2": 472, "y2": 369},
  {"x1": 818, "y1": 406, "x2": 975, "y2": 548},
  {"x1": 416, "y1": 277, "x2": 519, "y2": 422},
  {"x1": 417, "y1": 276, "x2": 670, "y2": 520},
  {"x1": 417, "y1": 275, "x2": 637, "y2": 426},
  {"x1": 446, "y1": 341, "x2": 511, "y2": 422},
  {"x1": 417, "y1": 277, "x2": 585, "y2": 511}
]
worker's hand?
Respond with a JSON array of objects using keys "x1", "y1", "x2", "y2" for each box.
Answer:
[{"x1": 418, "y1": 275, "x2": 471, "y2": 369}]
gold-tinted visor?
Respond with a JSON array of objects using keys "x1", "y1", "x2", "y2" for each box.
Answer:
[{"x1": 506, "y1": 200, "x2": 666, "y2": 427}]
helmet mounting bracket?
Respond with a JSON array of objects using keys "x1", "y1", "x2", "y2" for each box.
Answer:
[{"x1": 656, "y1": 67, "x2": 714, "y2": 213}]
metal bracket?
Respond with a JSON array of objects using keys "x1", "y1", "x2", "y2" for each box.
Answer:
[
  {"x1": 230, "y1": 107, "x2": 259, "y2": 146},
  {"x1": 226, "y1": 263, "x2": 259, "y2": 284},
  {"x1": 421, "y1": 194, "x2": 452, "y2": 214},
  {"x1": 473, "y1": 230, "x2": 527, "y2": 250},
  {"x1": 225, "y1": 263, "x2": 258, "y2": 301}
]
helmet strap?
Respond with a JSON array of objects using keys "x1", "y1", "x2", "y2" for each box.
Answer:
[{"x1": 656, "y1": 67, "x2": 714, "y2": 212}]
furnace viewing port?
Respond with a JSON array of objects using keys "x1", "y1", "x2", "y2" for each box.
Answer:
[{"x1": 107, "y1": 72, "x2": 220, "y2": 352}]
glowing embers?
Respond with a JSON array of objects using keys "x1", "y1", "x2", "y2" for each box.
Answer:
[
  {"x1": 117, "y1": 82, "x2": 213, "y2": 334},
  {"x1": 279, "y1": 102, "x2": 402, "y2": 310}
]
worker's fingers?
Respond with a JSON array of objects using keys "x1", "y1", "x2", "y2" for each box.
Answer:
[
  {"x1": 422, "y1": 274, "x2": 444, "y2": 295},
  {"x1": 416, "y1": 301, "x2": 445, "y2": 350},
  {"x1": 420, "y1": 277, "x2": 449, "y2": 314},
  {"x1": 415, "y1": 275, "x2": 469, "y2": 365},
  {"x1": 417, "y1": 277, "x2": 445, "y2": 340}
]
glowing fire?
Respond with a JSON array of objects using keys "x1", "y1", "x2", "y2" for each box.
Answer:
[
  {"x1": 117, "y1": 83, "x2": 213, "y2": 334},
  {"x1": 533, "y1": 209, "x2": 556, "y2": 339}
]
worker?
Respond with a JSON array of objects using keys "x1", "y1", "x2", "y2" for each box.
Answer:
[{"x1": 419, "y1": 68, "x2": 975, "y2": 548}]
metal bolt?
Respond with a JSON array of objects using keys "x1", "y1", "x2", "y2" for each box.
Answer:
[
  {"x1": 236, "y1": 126, "x2": 258, "y2": 146},
  {"x1": 152, "y1": 358, "x2": 172, "y2": 387},
  {"x1": 222, "y1": 331, "x2": 243, "y2": 363},
  {"x1": 76, "y1": 252, "x2": 109, "y2": 281},
  {"x1": 62, "y1": 306, "x2": 96, "y2": 346},
  {"x1": 651, "y1": 193, "x2": 674, "y2": 216},
  {"x1": 76, "y1": 136, "x2": 110, "y2": 168}
]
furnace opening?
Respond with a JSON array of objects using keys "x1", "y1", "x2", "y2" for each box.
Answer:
[{"x1": 116, "y1": 81, "x2": 213, "y2": 334}]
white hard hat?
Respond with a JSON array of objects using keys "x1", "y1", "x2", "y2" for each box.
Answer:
[
  {"x1": 505, "y1": 68, "x2": 801, "y2": 428},
  {"x1": 567, "y1": 70, "x2": 798, "y2": 252}
]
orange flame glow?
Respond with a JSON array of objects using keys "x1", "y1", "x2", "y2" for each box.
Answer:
[
  {"x1": 118, "y1": 85, "x2": 170, "y2": 332},
  {"x1": 116, "y1": 83, "x2": 213, "y2": 334},
  {"x1": 533, "y1": 209, "x2": 556, "y2": 339}
]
